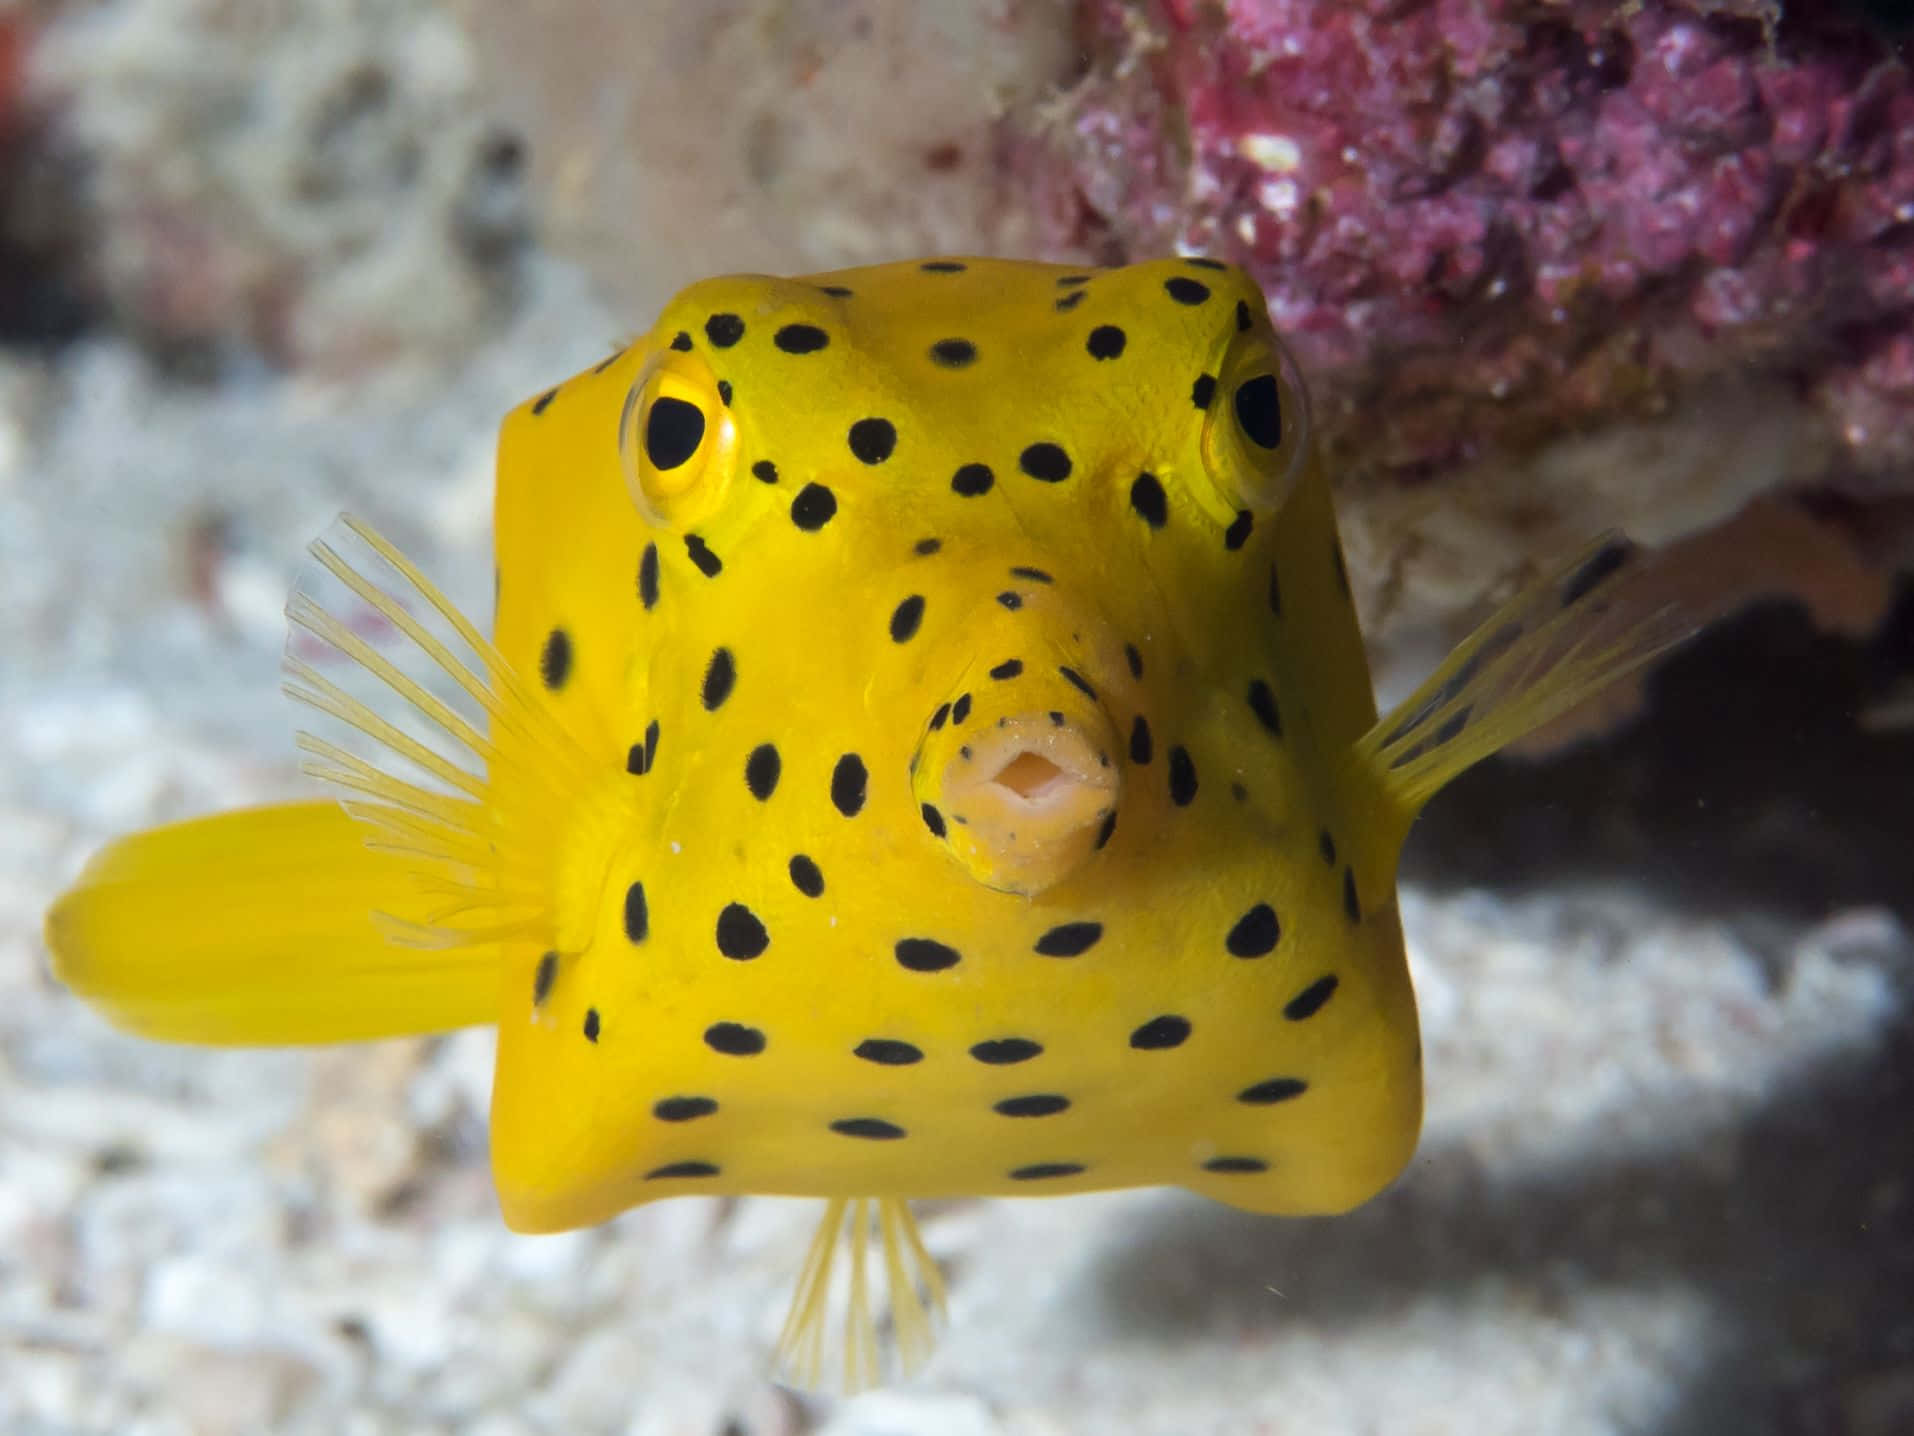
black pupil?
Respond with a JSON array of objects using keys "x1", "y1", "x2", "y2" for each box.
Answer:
[
  {"x1": 1234, "y1": 374, "x2": 1283, "y2": 450},
  {"x1": 645, "y1": 395, "x2": 706, "y2": 470}
]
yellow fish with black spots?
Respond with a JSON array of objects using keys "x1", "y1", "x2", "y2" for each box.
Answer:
[{"x1": 45, "y1": 256, "x2": 1688, "y2": 1390}]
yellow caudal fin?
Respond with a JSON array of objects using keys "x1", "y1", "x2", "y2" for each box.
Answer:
[
  {"x1": 1352, "y1": 535, "x2": 1698, "y2": 838},
  {"x1": 775, "y1": 1198, "x2": 948, "y2": 1394},
  {"x1": 44, "y1": 801, "x2": 499, "y2": 1044}
]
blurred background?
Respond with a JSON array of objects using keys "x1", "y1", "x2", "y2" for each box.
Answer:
[{"x1": 1, "y1": 2, "x2": 1911, "y2": 1432}]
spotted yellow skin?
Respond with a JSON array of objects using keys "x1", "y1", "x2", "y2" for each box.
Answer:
[{"x1": 484, "y1": 257, "x2": 1420, "y2": 1233}]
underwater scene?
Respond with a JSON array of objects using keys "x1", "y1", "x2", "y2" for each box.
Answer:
[{"x1": 3, "y1": 2, "x2": 1911, "y2": 1433}]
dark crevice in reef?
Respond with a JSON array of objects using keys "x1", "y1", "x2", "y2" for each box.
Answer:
[{"x1": 1401, "y1": 583, "x2": 1914, "y2": 934}]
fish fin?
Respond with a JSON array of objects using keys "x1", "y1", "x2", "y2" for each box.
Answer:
[
  {"x1": 775, "y1": 1197, "x2": 947, "y2": 1394},
  {"x1": 282, "y1": 513, "x2": 605, "y2": 954},
  {"x1": 1351, "y1": 535, "x2": 1698, "y2": 836},
  {"x1": 44, "y1": 801, "x2": 499, "y2": 1044}
]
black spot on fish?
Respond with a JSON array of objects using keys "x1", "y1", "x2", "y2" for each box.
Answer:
[
  {"x1": 921, "y1": 260, "x2": 966, "y2": 273},
  {"x1": 745, "y1": 743, "x2": 781, "y2": 801},
  {"x1": 1130, "y1": 472, "x2": 1168, "y2": 528},
  {"x1": 830, "y1": 754, "x2": 868, "y2": 816},
  {"x1": 790, "y1": 482, "x2": 837, "y2": 531},
  {"x1": 1226, "y1": 903, "x2": 1281, "y2": 957},
  {"x1": 1034, "y1": 921, "x2": 1102, "y2": 957},
  {"x1": 970, "y1": 1037, "x2": 1040, "y2": 1064},
  {"x1": 1129, "y1": 1015, "x2": 1190, "y2": 1049},
  {"x1": 685, "y1": 534, "x2": 722, "y2": 577},
  {"x1": 704, "y1": 313, "x2": 745, "y2": 347},
  {"x1": 1130, "y1": 715, "x2": 1153, "y2": 764},
  {"x1": 952, "y1": 693, "x2": 972, "y2": 724},
  {"x1": 1165, "y1": 276, "x2": 1211, "y2": 305},
  {"x1": 532, "y1": 951, "x2": 557, "y2": 1005},
  {"x1": 952, "y1": 463, "x2": 994, "y2": 496},
  {"x1": 1319, "y1": 829, "x2": 1337, "y2": 866},
  {"x1": 646, "y1": 1161, "x2": 719, "y2": 1179},
  {"x1": 930, "y1": 337, "x2": 977, "y2": 367},
  {"x1": 752, "y1": 459, "x2": 778, "y2": 483},
  {"x1": 531, "y1": 387, "x2": 557, "y2": 415},
  {"x1": 1087, "y1": 325, "x2": 1126, "y2": 360},
  {"x1": 583, "y1": 1008, "x2": 600, "y2": 1042},
  {"x1": 1186, "y1": 257, "x2": 1228, "y2": 270},
  {"x1": 774, "y1": 323, "x2": 829, "y2": 354},
  {"x1": 929, "y1": 701, "x2": 952, "y2": 730},
  {"x1": 788, "y1": 854, "x2": 824, "y2": 897},
  {"x1": 701, "y1": 648, "x2": 735, "y2": 710},
  {"x1": 998, "y1": 591, "x2": 1023, "y2": 611},
  {"x1": 921, "y1": 803, "x2": 947, "y2": 838},
  {"x1": 669, "y1": 331, "x2": 693, "y2": 352},
  {"x1": 1057, "y1": 274, "x2": 1090, "y2": 287},
  {"x1": 539, "y1": 628, "x2": 572, "y2": 691},
  {"x1": 849, "y1": 417, "x2": 897, "y2": 464},
  {"x1": 831, "y1": 1117, "x2": 906, "y2": 1139},
  {"x1": 855, "y1": 1039, "x2": 923, "y2": 1066},
  {"x1": 1235, "y1": 299, "x2": 1254, "y2": 332},
  {"x1": 1343, "y1": 869, "x2": 1361, "y2": 924},
  {"x1": 1010, "y1": 566, "x2": 1053, "y2": 583},
  {"x1": 1247, "y1": 679, "x2": 1282, "y2": 737},
  {"x1": 1010, "y1": 1163, "x2": 1084, "y2": 1180},
  {"x1": 1191, "y1": 373, "x2": 1217, "y2": 410},
  {"x1": 1204, "y1": 1156, "x2": 1267, "y2": 1174},
  {"x1": 1284, "y1": 975, "x2": 1339, "y2": 1021},
  {"x1": 1095, "y1": 812, "x2": 1117, "y2": 849},
  {"x1": 891, "y1": 595, "x2": 926, "y2": 642},
  {"x1": 1239, "y1": 1077, "x2": 1308, "y2": 1104},
  {"x1": 1059, "y1": 667, "x2": 1096, "y2": 700},
  {"x1": 820, "y1": 284, "x2": 853, "y2": 298},
  {"x1": 1055, "y1": 290, "x2": 1086, "y2": 312},
  {"x1": 716, "y1": 379, "x2": 732, "y2": 407},
  {"x1": 624, "y1": 882, "x2": 648, "y2": 942},
  {"x1": 995, "y1": 1094, "x2": 1070, "y2": 1117},
  {"x1": 1019, "y1": 442, "x2": 1072, "y2": 482},
  {"x1": 1168, "y1": 746, "x2": 1198, "y2": 805},
  {"x1": 895, "y1": 937, "x2": 960, "y2": 972},
  {"x1": 990, "y1": 658, "x2": 1024, "y2": 680},
  {"x1": 1125, "y1": 643, "x2": 1143, "y2": 679},
  {"x1": 915, "y1": 537, "x2": 942, "y2": 556},
  {"x1": 653, "y1": 1096, "x2": 717, "y2": 1122},
  {"x1": 1225, "y1": 510, "x2": 1254, "y2": 551},
  {"x1": 715, "y1": 903, "x2": 769, "y2": 960},
  {"x1": 638, "y1": 543, "x2": 659, "y2": 609},
  {"x1": 704, "y1": 1021, "x2": 765, "y2": 1056}
]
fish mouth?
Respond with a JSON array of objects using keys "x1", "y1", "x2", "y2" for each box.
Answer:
[{"x1": 914, "y1": 687, "x2": 1121, "y2": 897}]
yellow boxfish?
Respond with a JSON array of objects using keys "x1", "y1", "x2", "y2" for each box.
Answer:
[{"x1": 44, "y1": 257, "x2": 1687, "y2": 1390}]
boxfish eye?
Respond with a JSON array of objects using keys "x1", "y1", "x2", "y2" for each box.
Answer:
[
  {"x1": 618, "y1": 349, "x2": 737, "y2": 526},
  {"x1": 1199, "y1": 327, "x2": 1311, "y2": 518}
]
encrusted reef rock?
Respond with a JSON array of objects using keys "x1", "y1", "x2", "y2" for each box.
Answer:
[{"x1": 1021, "y1": 0, "x2": 1914, "y2": 652}]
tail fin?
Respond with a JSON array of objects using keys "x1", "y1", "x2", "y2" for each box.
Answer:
[
  {"x1": 1349, "y1": 535, "x2": 1697, "y2": 843},
  {"x1": 44, "y1": 801, "x2": 498, "y2": 1044}
]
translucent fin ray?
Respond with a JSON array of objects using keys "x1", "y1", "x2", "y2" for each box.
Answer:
[
  {"x1": 774, "y1": 1198, "x2": 947, "y2": 1394},
  {"x1": 1354, "y1": 534, "x2": 1700, "y2": 822},
  {"x1": 283, "y1": 513, "x2": 604, "y2": 950}
]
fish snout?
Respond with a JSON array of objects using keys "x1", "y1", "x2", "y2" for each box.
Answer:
[{"x1": 912, "y1": 669, "x2": 1121, "y2": 897}]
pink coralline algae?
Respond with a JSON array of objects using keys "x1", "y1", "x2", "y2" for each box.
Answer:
[{"x1": 1032, "y1": 0, "x2": 1914, "y2": 483}]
